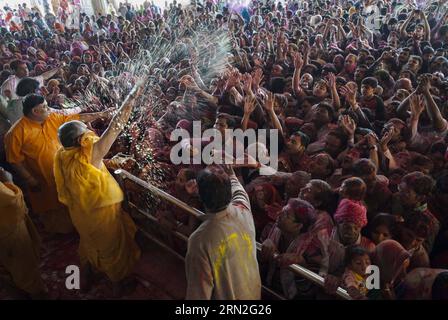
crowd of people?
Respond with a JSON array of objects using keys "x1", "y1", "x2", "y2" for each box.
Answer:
[{"x1": 1, "y1": 0, "x2": 448, "y2": 300}]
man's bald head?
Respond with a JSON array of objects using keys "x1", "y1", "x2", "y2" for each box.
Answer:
[
  {"x1": 58, "y1": 120, "x2": 88, "y2": 148},
  {"x1": 395, "y1": 78, "x2": 413, "y2": 92}
]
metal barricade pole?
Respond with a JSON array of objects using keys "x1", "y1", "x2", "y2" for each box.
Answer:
[{"x1": 114, "y1": 169, "x2": 352, "y2": 300}]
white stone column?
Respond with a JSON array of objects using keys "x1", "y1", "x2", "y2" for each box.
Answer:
[
  {"x1": 80, "y1": 0, "x2": 95, "y2": 16},
  {"x1": 91, "y1": 0, "x2": 108, "y2": 15},
  {"x1": 110, "y1": 0, "x2": 119, "y2": 11}
]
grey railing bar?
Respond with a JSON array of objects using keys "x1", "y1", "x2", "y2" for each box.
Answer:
[
  {"x1": 117, "y1": 175, "x2": 286, "y2": 300},
  {"x1": 127, "y1": 201, "x2": 189, "y2": 242},
  {"x1": 115, "y1": 169, "x2": 351, "y2": 300}
]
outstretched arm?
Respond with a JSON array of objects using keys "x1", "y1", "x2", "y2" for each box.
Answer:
[
  {"x1": 396, "y1": 89, "x2": 414, "y2": 118},
  {"x1": 40, "y1": 66, "x2": 61, "y2": 81},
  {"x1": 420, "y1": 77, "x2": 447, "y2": 131},
  {"x1": 91, "y1": 82, "x2": 144, "y2": 167},
  {"x1": 78, "y1": 109, "x2": 111, "y2": 123},
  {"x1": 180, "y1": 75, "x2": 219, "y2": 106},
  {"x1": 292, "y1": 52, "x2": 304, "y2": 98},
  {"x1": 264, "y1": 91, "x2": 284, "y2": 136},
  {"x1": 380, "y1": 127, "x2": 399, "y2": 171},
  {"x1": 328, "y1": 73, "x2": 341, "y2": 110},
  {"x1": 335, "y1": 20, "x2": 347, "y2": 41},
  {"x1": 421, "y1": 11, "x2": 431, "y2": 41},
  {"x1": 409, "y1": 94, "x2": 425, "y2": 141},
  {"x1": 242, "y1": 95, "x2": 257, "y2": 131},
  {"x1": 220, "y1": 164, "x2": 251, "y2": 211},
  {"x1": 399, "y1": 12, "x2": 413, "y2": 40}
]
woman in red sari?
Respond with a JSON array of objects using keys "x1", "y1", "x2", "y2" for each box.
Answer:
[{"x1": 248, "y1": 182, "x2": 284, "y2": 236}]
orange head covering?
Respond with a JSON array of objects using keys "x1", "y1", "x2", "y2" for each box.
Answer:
[{"x1": 54, "y1": 22, "x2": 65, "y2": 33}]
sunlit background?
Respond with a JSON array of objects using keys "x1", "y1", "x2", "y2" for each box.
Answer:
[{"x1": 2, "y1": 0, "x2": 194, "y2": 11}]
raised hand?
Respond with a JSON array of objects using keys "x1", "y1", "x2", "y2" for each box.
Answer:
[
  {"x1": 243, "y1": 95, "x2": 257, "y2": 115},
  {"x1": 242, "y1": 73, "x2": 253, "y2": 94},
  {"x1": 327, "y1": 72, "x2": 336, "y2": 89},
  {"x1": 365, "y1": 132, "x2": 378, "y2": 147},
  {"x1": 302, "y1": 40, "x2": 310, "y2": 55},
  {"x1": 340, "y1": 115, "x2": 356, "y2": 137},
  {"x1": 315, "y1": 34, "x2": 323, "y2": 47},
  {"x1": 180, "y1": 75, "x2": 200, "y2": 91},
  {"x1": 226, "y1": 69, "x2": 242, "y2": 89},
  {"x1": 252, "y1": 68, "x2": 264, "y2": 88},
  {"x1": 416, "y1": 75, "x2": 431, "y2": 94},
  {"x1": 359, "y1": 38, "x2": 370, "y2": 48},
  {"x1": 263, "y1": 91, "x2": 275, "y2": 113},
  {"x1": 293, "y1": 51, "x2": 304, "y2": 69},
  {"x1": 340, "y1": 84, "x2": 357, "y2": 106},
  {"x1": 40, "y1": 86, "x2": 50, "y2": 97},
  {"x1": 217, "y1": 163, "x2": 235, "y2": 176},
  {"x1": 253, "y1": 55, "x2": 264, "y2": 67},
  {"x1": 380, "y1": 127, "x2": 394, "y2": 151},
  {"x1": 276, "y1": 31, "x2": 284, "y2": 44},
  {"x1": 409, "y1": 93, "x2": 425, "y2": 118},
  {"x1": 232, "y1": 68, "x2": 241, "y2": 81}
]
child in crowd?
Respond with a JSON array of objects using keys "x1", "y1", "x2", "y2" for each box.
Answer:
[
  {"x1": 359, "y1": 77, "x2": 385, "y2": 122},
  {"x1": 342, "y1": 246, "x2": 371, "y2": 299}
]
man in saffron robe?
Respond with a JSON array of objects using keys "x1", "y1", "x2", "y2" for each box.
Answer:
[
  {"x1": 0, "y1": 167, "x2": 46, "y2": 298},
  {"x1": 4, "y1": 94, "x2": 109, "y2": 233},
  {"x1": 54, "y1": 85, "x2": 143, "y2": 293}
]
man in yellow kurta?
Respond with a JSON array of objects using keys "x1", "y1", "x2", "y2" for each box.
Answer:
[
  {"x1": 54, "y1": 85, "x2": 142, "y2": 292},
  {"x1": 0, "y1": 167, "x2": 46, "y2": 298},
  {"x1": 4, "y1": 94, "x2": 109, "y2": 233}
]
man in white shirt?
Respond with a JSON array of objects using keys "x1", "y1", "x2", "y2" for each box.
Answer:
[
  {"x1": 185, "y1": 164, "x2": 261, "y2": 300},
  {"x1": 1, "y1": 60, "x2": 60, "y2": 100}
]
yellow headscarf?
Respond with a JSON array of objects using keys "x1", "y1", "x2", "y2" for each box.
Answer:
[{"x1": 54, "y1": 131, "x2": 124, "y2": 216}]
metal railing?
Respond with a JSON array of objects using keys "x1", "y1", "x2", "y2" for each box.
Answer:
[{"x1": 115, "y1": 169, "x2": 352, "y2": 300}]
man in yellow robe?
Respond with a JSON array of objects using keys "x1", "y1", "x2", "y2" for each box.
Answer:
[
  {"x1": 54, "y1": 85, "x2": 142, "y2": 293},
  {"x1": 0, "y1": 167, "x2": 46, "y2": 298},
  {"x1": 4, "y1": 94, "x2": 109, "y2": 234}
]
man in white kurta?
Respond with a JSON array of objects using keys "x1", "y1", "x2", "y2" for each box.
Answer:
[{"x1": 185, "y1": 166, "x2": 261, "y2": 300}]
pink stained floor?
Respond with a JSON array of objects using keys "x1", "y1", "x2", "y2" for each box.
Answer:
[{"x1": 0, "y1": 222, "x2": 187, "y2": 300}]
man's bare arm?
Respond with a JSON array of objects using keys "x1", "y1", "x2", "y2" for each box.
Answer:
[{"x1": 91, "y1": 83, "x2": 144, "y2": 167}]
